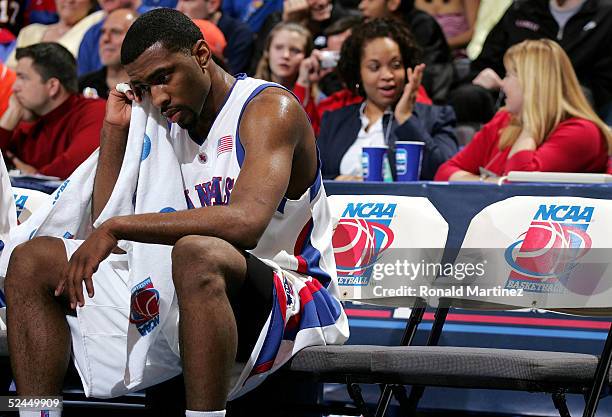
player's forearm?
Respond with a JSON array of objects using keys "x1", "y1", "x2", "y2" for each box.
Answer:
[
  {"x1": 102, "y1": 205, "x2": 269, "y2": 249},
  {"x1": 92, "y1": 122, "x2": 129, "y2": 222}
]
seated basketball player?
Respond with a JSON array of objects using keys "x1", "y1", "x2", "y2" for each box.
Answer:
[{"x1": 4, "y1": 8, "x2": 347, "y2": 417}]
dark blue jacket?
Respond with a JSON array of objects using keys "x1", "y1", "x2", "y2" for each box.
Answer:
[
  {"x1": 318, "y1": 102, "x2": 458, "y2": 180},
  {"x1": 218, "y1": 13, "x2": 255, "y2": 75}
]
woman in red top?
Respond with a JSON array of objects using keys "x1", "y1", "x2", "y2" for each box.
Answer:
[{"x1": 435, "y1": 39, "x2": 612, "y2": 182}]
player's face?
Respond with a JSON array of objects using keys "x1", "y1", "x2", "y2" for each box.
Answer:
[
  {"x1": 359, "y1": 37, "x2": 406, "y2": 110},
  {"x1": 268, "y1": 29, "x2": 307, "y2": 82},
  {"x1": 125, "y1": 42, "x2": 211, "y2": 130}
]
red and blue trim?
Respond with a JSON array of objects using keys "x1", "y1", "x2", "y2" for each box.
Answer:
[{"x1": 294, "y1": 219, "x2": 331, "y2": 288}]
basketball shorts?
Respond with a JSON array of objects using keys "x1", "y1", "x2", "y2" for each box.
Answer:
[{"x1": 62, "y1": 238, "x2": 274, "y2": 398}]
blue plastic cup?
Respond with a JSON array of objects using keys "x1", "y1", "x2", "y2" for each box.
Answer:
[
  {"x1": 361, "y1": 146, "x2": 388, "y2": 181},
  {"x1": 395, "y1": 141, "x2": 424, "y2": 181}
]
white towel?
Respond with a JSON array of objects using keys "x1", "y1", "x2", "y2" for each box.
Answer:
[
  {"x1": 0, "y1": 150, "x2": 16, "y2": 258},
  {"x1": 0, "y1": 149, "x2": 16, "y2": 307},
  {"x1": 0, "y1": 98, "x2": 187, "y2": 390}
]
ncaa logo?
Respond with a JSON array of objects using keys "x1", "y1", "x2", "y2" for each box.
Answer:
[
  {"x1": 396, "y1": 149, "x2": 408, "y2": 175},
  {"x1": 333, "y1": 203, "x2": 396, "y2": 286},
  {"x1": 130, "y1": 277, "x2": 160, "y2": 336},
  {"x1": 504, "y1": 205, "x2": 593, "y2": 293}
]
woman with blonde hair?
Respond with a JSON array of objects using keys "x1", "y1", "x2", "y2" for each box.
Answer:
[
  {"x1": 255, "y1": 22, "x2": 313, "y2": 90},
  {"x1": 435, "y1": 39, "x2": 611, "y2": 181}
]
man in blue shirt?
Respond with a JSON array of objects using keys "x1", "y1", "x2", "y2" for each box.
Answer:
[
  {"x1": 177, "y1": 0, "x2": 255, "y2": 75},
  {"x1": 76, "y1": 0, "x2": 165, "y2": 76}
]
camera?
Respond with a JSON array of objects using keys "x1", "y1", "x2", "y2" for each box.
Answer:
[{"x1": 319, "y1": 50, "x2": 340, "y2": 69}]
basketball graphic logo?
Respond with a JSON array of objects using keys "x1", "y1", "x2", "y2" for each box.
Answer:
[
  {"x1": 505, "y1": 204, "x2": 594, "y2": 294},
  {"x1": 130, "y1": 277, "x2": 160, "y2": 336},
  {"x1": 333, "y1": 202, "x2": 396, "y2": 286},
  {"x1": 333, "y1": 218, "x2": 394, "y2": 276}
]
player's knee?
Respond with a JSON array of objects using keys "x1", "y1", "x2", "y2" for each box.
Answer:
[
  {"x1": 5, "y1": 237, "x2": 60, "y2": 295},
  {"x1": 172, "y1": 235, "x2": 234, "y2": 271},
  {"x1": 172, "y1": 235, "x2": 233, "y2": 296}
]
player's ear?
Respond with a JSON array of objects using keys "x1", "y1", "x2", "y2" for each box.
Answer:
[{"x1": 192, "y1": 39, "x2": 212, "y2": 69}]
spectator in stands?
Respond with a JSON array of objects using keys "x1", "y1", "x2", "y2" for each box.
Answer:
[
  {"x1": 358, "y1": 0, "x2": 453, "y2": 103},
  {"x1": 435, "y1": 39, "x2": 611, "y2": 182},
  {"x1": 450, "y1": 0, "x2": 612, "y2": 125},
  {"x1": 250, "y1": 0, "x2": 356, "y2": 75},
  {"x1": 0, "y1": 43, "x2": 105, "y2": 179},
  {"x1": 255, "y1": 22, "x2": 313, "y2": 90},
  {"x1": 177, "y1": 0, "x2": 255, "y2": 74},
  {"x1": 79, "y1": 8, "x2": 137, "y2": 99},
  {"x1": 464, "y1": 0, "x2": 511, "y2": 60},
  {"x1": 223, "y1": 0, "x2": 282, "y2": 33},
  {"x1": 318, "y1": 18, "x2": 457, "y2": 181},
  {"x1": 282, "y1": 0, "x2": 354, "y2": 47},
  {"x1": 24, "y1": 0, "x2": 59, "y2": 26},
  {"x1": 7, "y1": 0, "x2": 103, "y2": 68},
  {"x1": 77, "y1": 0, "x2": 146, "y2": 76},
  {"x1": 0, "y1": 1, "x2": 22, "y2": 62},
  {"x1": 293, "y1": 14, "x2": 432, "y2": 135},
  {"x1": 292, "y1": 15, "x2": 361, "y2": 134},
  {"x1": 415, "y1": 0, "x2": 480, "y2": 52}
]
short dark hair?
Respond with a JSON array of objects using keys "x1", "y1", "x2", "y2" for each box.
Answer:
[
  {"x1": 323, "y1": 15, "x2": 362, "y2": 37},
  {"x1": 121, "y1": 8, "x2": 203, "y2": 66},
  {"x1": 15, "y1": 43, "x2": 78, "y2": 93},
  {"x1": 337, "y1": 18, "x2": 421, "y2": 96}
]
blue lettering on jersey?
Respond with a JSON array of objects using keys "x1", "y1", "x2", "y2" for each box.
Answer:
[{"x1": 185, "y1": 177, "x2": 236, "y2": 208}]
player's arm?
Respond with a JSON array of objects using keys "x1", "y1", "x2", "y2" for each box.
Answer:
[
  {"x1": 105, "y1": 88, "x2": 303, "y2": 247},
  {"x1": 60, "y1": 88, "x2": 308, "y2": 308},
  {"x1": 92, "y1": 89, "x2": 134, "y2": 222}
]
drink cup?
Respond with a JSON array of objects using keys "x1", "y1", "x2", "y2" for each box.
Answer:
[
  {"x1": 362, "y1": 146, "x2": 388, "y2": 182},
  {"x1": 395, "y1": 141, "x2": 424, "y2": 181}
]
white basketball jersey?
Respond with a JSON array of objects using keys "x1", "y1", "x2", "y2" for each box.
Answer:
[{"x1": 170, "y1": 75, "x2": 339, "y2": 295}]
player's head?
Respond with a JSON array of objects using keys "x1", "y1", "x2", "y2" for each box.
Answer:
[{"x1": 121, "y1": 8, "x2": 212, "y2": 130}]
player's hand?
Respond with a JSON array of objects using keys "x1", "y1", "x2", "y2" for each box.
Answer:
[
  {"x1": 472, "y1": 68, "x2": 503, "y2": 90},
  {"x1": 55, "y1": 223, "x2": 118, "y2": 309},
  {"x1": 395, "y1": 63, "x2": 425, "y2": 125},
  {"x1": 104, "y1": 87, "x2": 138, "y2": 130}
]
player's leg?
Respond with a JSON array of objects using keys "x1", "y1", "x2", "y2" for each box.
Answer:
[
  {"x1": 171, "y1": 235, "x2": 273, "y2": 412},
  {"x1": 4, "y1": 237, "x2": 72, "y2": 395}
]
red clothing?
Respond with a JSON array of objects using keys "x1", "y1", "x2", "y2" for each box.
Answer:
[
  {"x1": 0, "y1": 63, "x2": 15, "y2": 117},
  {"x1": 293, "y1": 84, "x2": 432, "y2": 136},
  {"x1": 0, "y1": 94, "x2": 105, "y2": 179},
  {"x1": 435, "y1": 111, "x2": 609, "y2": 181}
]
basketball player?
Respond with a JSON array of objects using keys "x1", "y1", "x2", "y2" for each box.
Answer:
[{"x1": 4, "y1": 8, "x2": 347, "y2": 417}]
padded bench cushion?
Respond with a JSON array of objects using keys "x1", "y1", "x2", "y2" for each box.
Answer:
[{"x1": 287, "y1": 345, "x2": 603, "y2": 393}]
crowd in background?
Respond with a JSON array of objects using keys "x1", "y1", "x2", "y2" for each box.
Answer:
[{"x1": 0, "y1": 0, "x2": 611, "y2": 181}]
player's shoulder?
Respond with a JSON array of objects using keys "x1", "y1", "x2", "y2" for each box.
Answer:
[{"x1": 242, "y1": 85, "x2": 306, "y2": 126}]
